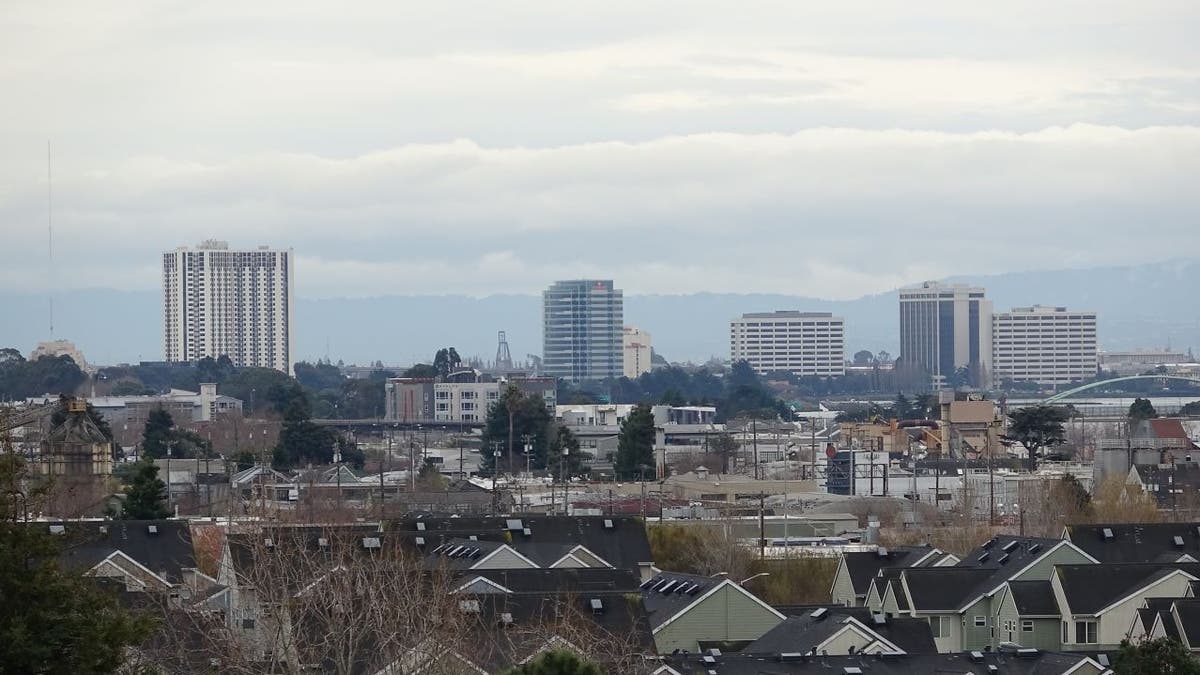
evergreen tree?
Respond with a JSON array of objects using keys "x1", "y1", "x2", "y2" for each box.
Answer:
[
  {"x1": 615, "y1": 404, "x2": 656, "y2": 480},
  {"x1": 480, "y1": 386, "x2": 551, "y2": 473},
  {"x1": 502, "y1": 650, "x2": 603, "y2": 675},
  {"x1": 1129, "y1": 397, "x2": 1159, "y2": 423},
  {"x1": 1002, "y1": 405, "x2": 1070, "y2": 471},
  {"x1": 122, "y1": 458, "x2": 170, "y2": 519},
  {"x1": 0, "y1": 453, "x2": 152, "y2": 672},
  {"x1": 141, "y1": 407, "x2": 175, "y2": 458}
]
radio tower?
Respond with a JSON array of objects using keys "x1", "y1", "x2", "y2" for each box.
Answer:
[{"x1": 495, "y1": 331, "x2": 514, "y2": 371}]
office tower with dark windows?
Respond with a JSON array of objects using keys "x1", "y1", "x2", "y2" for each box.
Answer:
[
  {"x1": 542, "y1": 280, "x2": 623, "y2": 381},
  {"x1": 898, "y1": 281, "x2": 992, "y2": 388},
  {"x1": 162, "y1": 240, "x2": 295, "y2": 375}
]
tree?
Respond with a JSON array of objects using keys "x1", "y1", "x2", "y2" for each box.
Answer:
[
  {"x1": 123, "y1": 458, "x2": 170, "y2": 519},
  {"x1": 1002, "y1": 405, "x2": 1069, "y2": 470},
  {"x1": 615, "y1": 404, "x2": 656, "y2": 480},
  {"x1": 402, "y1": 363, "x2": 438, "y2": 379},
  {"x1": 479, "y1": 386, "x2": 552, "y2": 474},
  {"x1": 141, "y1": 407, "x2": 176, "y2": 459},
  {"x1": 416, "y1": 459, "x2": 448, "y2": 491},
  {"x1": 946, "y1": 366, "x2": 971, "y2": 390},
  {"x1": 1181, "y1": 400, "x2": 1200, "y2": 417},
  {"x1": 1113, "y1": 637, "x2": 1200, "y2": 675},
  {"x1": 547, "y1": 425, "x2": 588, "y2": 477},
  {"x1": 433, "y1": 347, "x2": 462, "y2": 379},
  {"x1": 1129, "y1": 397, "x2": 1159, "y2": 423},
  {"x1": 274, "y1": 396, "x2": 340, "y2": 469},
  {"x1": 708, "y1": 433, "x2": 739, "y2": 473},
  {"x1": 502, "y1": 650, "x2": 603, "y2": 675},
  {"x1": 853, "y1": 350, "x2": 875, "y2": 366},
  {"x1": 0, "y1": 449, "x2": 151, "y2": 672},
  {"x1": 139, "y1": 407, "x2": 212, "y2": 459},
  {"x1": 893, "y1": 393, "x2": 913, "y2": 419}
]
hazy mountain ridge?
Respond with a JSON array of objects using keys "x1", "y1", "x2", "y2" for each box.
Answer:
[{"x1": 2, "y1": 261, "x2": 1197, "y2": 366}]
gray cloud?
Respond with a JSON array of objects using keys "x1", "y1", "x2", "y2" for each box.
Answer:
[{"x1": 0, "y1": 2, "x2": 1197, "y2": 301}]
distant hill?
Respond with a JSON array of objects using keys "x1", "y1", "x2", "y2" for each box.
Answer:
[{"x1": 2, "y1": 260, "x2": 1197, "y2": 367}]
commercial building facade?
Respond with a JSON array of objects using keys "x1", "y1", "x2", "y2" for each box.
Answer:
[
  {"x1": 728, "y1": 311, "x2": 845, "y2": 377},
  {"x1": 622, "y1": 326, "x2": 652, "y2": 379},
  {"x1": 388, "y1": 376, "x2": 557, "y2": 424},
  {"x1": 992, "y1": 305, "x2": 1098, "y2": 386},
  {"x1": 542, "y1": 280, "x2": 623, "y2": 381},
  {"x1": 899, "y1": 282, "x2": 992, "y2": 388},
  {"x1": 162, "y1": 240, "x2": 294, "y2": 374}
]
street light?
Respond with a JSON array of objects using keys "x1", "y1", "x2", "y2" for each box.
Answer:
[{"x1": 739, "y1": 572, "x2": 770, "y2": 585}]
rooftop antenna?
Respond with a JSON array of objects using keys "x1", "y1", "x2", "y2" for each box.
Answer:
[{"x1": 47, "y1": 140, "x2": 54, "y2": 339}]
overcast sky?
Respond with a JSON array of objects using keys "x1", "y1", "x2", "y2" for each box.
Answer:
[{"x1": 2, "y1": 1, "x2": 1198, "y2": 300}]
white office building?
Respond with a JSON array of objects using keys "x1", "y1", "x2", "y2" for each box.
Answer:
[
  {"x1": 623, "y1": 326, "x2": 652, "y2": 379},
  {"x1": 729, "y1": 311, "x2": 845, "y2": 377},
  {"x1": 163, "y1": 240, "x2": 294, "y2": 374},
  {"x1": 899, "y1": 282, "x2": 993, "y2": 388},
  {"x1": 434, "y1": 382, "x2": 500, "y2": 423},
  {"x1": 992, "y1": 305, "x2": 1098, "y2": 386}
]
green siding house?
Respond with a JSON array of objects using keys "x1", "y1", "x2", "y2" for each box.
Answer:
[{"x1": 643, "y1": 573, "x2": 785, "y2": 653}]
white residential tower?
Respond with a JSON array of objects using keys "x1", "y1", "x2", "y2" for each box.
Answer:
[{"x1": 162, "y1": 240, "x2": 295, "y2": 374}]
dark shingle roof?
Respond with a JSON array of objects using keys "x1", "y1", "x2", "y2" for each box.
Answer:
[
  {"x1": 1008, "y1": 581, "x2": 1059, "y2": 617},
  {"x1": 662, "y1": 651, "x2": 1104, "y2": 674},
  {"x1": 1065, "y1": 522, "x2": 1200, "y2": 563},
  {"x1": 394, "y1": 515, "x2": 653, "y2": 572},
  {"x1": 902, "y1": 567, "x2": 995, "y2": 612},
  {"x1": 1172, "y1": 599, "x2": 1200, "y2": 646},
  {"x1": 842, "y1": 546, "x2": 937, "y2": 596},
  {"x1": 640, "y1": 571, "x2": 723, "y2": 628},
  {"x1": 744, "y1": 607, "x2": 937, "y2": 656},
  {"x1": 1055, "y1": 563, "x2": 1200, "y2": 615},
  {"x1": 49, "y1": 519, "x2": 197, "y2": 584}
]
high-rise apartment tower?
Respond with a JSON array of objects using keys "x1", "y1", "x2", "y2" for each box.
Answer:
[
  {"x1": 542, "y1": 280, "x2": 623, "y2": 381},
  {"x1": 163, "y1": 240, "x2": 294, "y2": 374},
  {"x1": 898, "y1": 282, "x2": 992, "y2": 388}
]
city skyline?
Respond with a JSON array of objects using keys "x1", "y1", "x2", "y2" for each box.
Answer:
[{"x1": 2, "y1": 3, "x2": 1198, "y2": 300}]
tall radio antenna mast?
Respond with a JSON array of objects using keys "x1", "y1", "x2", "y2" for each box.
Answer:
[{"x1": 47, "y1": 141, "x2": 54, "y2": 338}]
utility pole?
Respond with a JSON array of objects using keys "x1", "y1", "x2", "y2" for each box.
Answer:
[
  {"x1": 752, "y1": 419, "x2": 759, "y2": 480},
  {"x1": 759, "y1": 492, "x2": 766, "y2": 560},
  {"x1": 490, "y1": 440, "x2": 503, "y2": 515}
]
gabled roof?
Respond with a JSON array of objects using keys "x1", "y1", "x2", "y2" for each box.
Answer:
[
  {"x1": 743, "y1": 607, "x2": 937, "y2": 656},
  {"x1": 662, "y1": 651, "x2": 1109, "y2": 674},
  {"x1": 1171, "y1": 598, "x2": 1200, "y2": 648},
  {"x1": 901, "y1": 567, "x2": 995, "y2": 612},
  {"x1": 393, "y1": 515, "x2": 652, "y2": 572},
  {"x1": 1064, "y1": 522, "x2": 1200, "y2": 563},
  {"x1": 1055, "y1": 562, "x2": 1200, "y2": 615},
  {"x1": 640, "y1": 571, "x2": 721, "y2": 629},
  {"x1": 47, "y1": 519, "x2": 197, "y2": 585},
  {"x1": 841, "y1": 546, "x2": 940, "y2": 596},
  {"x1": 1007, "y1": 581, "x2": 1059, "y2": 617}
]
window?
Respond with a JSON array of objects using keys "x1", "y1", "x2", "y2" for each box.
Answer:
[
  {"x1": 928, "y1": 616, "x2": 947, "y2": 638},
  {"x1": 1022, "y1": 620, "x2": 1034, "y2": 633},
  {"x1": 1074, "y1": 620, "x2": 1097, "y2": 644},
  {"x1": 974, "y1": 616, "x2": 986, "y2": 627}
]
